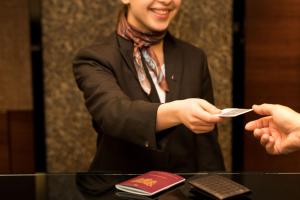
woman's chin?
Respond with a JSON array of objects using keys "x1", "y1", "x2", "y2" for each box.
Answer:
[{"x1": 148, "y1": 24, "x2": 169, "y2": 32}]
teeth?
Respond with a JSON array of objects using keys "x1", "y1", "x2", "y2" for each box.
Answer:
[{"x1": 153, "y1": 9, "x2": 169, "y2": 15}]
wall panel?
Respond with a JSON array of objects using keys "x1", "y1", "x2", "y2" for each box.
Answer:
[
  {"x1": 244, "y1": 0, "x2": 300, "y2": 171},
  {"x1": 0, "y1": 1, "x2": 32, "y2": 110},
  {"x1": 0, "y1": 0, "x2": 34, "y2": 173}
]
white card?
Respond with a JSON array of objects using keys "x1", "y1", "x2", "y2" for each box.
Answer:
[{"x1": 215, "y1": 108, "x2": 253, "y2": 117}]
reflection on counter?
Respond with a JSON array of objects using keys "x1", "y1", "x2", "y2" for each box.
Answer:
[{"x1": 1, "y1": 173, "x2": 300, "y2": 200}]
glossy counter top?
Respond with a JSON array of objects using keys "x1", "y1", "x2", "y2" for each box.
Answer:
[{"x1": 0, "y1": 172, "x2": 300, "y2": 200}]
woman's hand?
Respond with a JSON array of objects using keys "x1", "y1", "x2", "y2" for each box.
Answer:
[{"x1": 156, "y1": 98, "x2": 223, "y2": 133}]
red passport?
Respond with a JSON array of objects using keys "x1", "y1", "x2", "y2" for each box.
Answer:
[{"x1": 115, "y1": 171, "x2": 185, "y2": 196}]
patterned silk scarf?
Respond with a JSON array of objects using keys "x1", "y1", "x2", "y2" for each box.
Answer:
[{"x1": 117, "y1": 13, "x2": 169, "y2": 95}]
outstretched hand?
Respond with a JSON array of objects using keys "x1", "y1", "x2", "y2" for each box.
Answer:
[
  {"x1": 245, "y1": 104, "x2": 300, "y2": 154},
  {"x1": 156, "y1": 98, "x2": 223, "y2": 133},
  {"x1": 176, "y1": 98, "x2": 223, "y2": 134}
]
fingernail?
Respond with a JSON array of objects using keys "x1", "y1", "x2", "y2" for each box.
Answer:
[{"x1": 245, "y1": 124, "x2": 249, "y2": 130}]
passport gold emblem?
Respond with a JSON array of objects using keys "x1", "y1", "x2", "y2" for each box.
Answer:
[{"x1": 131, "y1": 178, "x2": 157, "y2": 187}]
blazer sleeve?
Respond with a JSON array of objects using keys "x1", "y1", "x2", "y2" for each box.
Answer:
[{"x1": 73, "y1": 47, "x2": 160, "y2": 149}]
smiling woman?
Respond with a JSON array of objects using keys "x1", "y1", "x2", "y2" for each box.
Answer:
[
  {"x1": 73, "y1": 0, "x2": 225, "y2": 173},
  {"x1": 122, "y1": 0, "x2": 181, "y2": 32}
]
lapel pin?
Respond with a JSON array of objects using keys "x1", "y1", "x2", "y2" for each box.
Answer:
[{"x1": 171, "y1": 74, "x2": 175, "y2": 81}]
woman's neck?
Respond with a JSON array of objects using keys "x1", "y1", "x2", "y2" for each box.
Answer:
[{"x1": 151, "y1": 40, "x2": 164, "y2": 65}]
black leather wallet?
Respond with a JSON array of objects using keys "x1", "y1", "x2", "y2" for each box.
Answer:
[{"x1": 188, "y1": 175, "x2": 251, "y2": 200}]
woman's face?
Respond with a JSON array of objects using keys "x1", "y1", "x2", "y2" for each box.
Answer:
[{"x1": 122, "y1": 0, "x2": 181, "y2": 32}]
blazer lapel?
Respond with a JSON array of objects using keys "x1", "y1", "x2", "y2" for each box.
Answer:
[
  {"x1": 116, "y1": 34, "x2": 139, "y2": 81},
  {"x1": 164, "y1": 33, "x2": 184, "y2": 102},
  {"x1": 116, "y1": 34, "x2": 157, "y2": 102},
  {"x1": 116, "y1": 32, "x2": 183, "y2": 102}
]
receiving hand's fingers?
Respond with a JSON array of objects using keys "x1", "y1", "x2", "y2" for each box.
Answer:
[
  {"x1": 254, "y1": 129, "x2": 263, "y2": 139},
  {"x1": 265, "y1": 136, "x2": 276, "y2": 154},
  {"x1": 245, "y1": 121, "x2": 256, "y2": 131},
  {"x1": 260, "y1": 134, "x2": 270, "y2": 146},
  {"x1": 253, "y1": 128, "x2": 270, "y2": 139},
  {"x1": 245, "y1": 116, "x2": 272, "y2": 131},
  {"x1": 253, "y1": 104, "x2": 275, "y2": 116}
]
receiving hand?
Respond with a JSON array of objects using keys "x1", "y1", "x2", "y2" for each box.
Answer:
[{"x1": 245, "y1": 104, "x2": 300, "y2": 154}]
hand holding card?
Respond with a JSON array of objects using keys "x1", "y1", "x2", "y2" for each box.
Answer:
[{"x1": 216, "y1": 108, "x2": 253, "y2": 117}]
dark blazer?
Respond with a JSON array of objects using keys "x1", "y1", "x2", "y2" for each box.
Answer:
[{"x1": 73, "y1": 32, "x2": 225, "y2": 173}]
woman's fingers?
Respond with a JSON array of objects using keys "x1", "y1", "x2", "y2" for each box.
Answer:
[
  {"x1": 197, "y1": 99, "x2": 221, "y2": 114},
  {"x1": 190, "y1": 124, "x2": 215, "y2": 134},
  {"x1": 194, "y1": 107, "x2": 222, "y2": 123}
]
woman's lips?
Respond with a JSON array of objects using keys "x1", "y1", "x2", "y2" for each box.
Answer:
[{"x1": 150, "y1": 8, "x2": 171, "y2": 20}]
